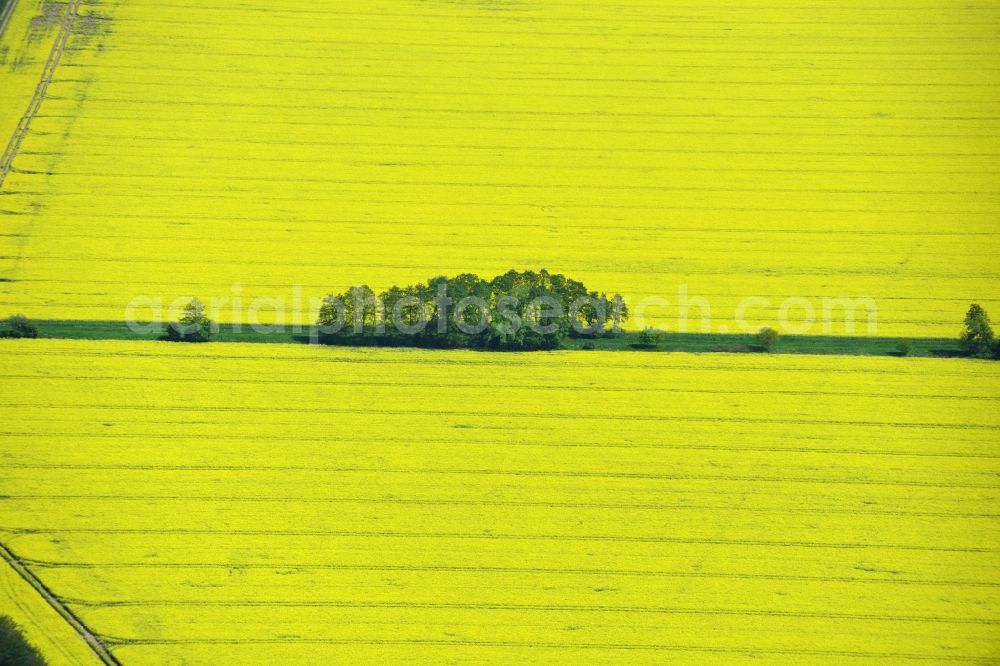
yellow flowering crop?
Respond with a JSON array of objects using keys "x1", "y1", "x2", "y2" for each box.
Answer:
[
  {"x1": 0, "y1": 1, "x2": 998, "y2": 334},
  {"x1": 1, "y1": 339, "x2": 998, "y2": 663},
  {"x1": 1, "y1": 0, "x2": 999, "y2": 663}
]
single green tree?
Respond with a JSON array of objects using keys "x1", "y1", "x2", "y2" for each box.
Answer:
[
  {"x1": 317, "y1": 285, "x2": 379, "y2": 341},
  {"x1": 423, "y1": 273, "x2": 492, "y2": 346},
  {"x1": 166, "y1": 298, "x2": 212, "y2": 342},
  {"x1": 756, "y1": 326, "x2": 779, "y2": 352},
  {"x1": 343, "y1": 285, "x2": 380, "y2": 336},
  {"x1": 317, "y1": 294, "x2": 344, "y2": 330},
  {"x1": 895, "y1": 339, "x2": 914, "y2": 357},
  {"x1": 959, "y1": 304, "x2": 996, "y2": 359}
]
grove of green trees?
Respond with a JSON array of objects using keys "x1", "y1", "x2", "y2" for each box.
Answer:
[{"x1": 316, "y1": 269, "x2": 628, "y2": 351}]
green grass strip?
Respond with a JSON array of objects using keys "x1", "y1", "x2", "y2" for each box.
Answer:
[{"x1": 21, "y1": 319, "x2": 966, "y2": 358}]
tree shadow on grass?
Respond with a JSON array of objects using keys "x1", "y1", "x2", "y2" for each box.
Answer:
[{"x1": 929, "y1": 349, "x2": 968, "y2": 358}]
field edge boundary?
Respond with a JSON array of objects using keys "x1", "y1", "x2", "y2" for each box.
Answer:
[
  {"x1": 0, "y1": 318, "x2": 975, "y2": 359},
  {"x1": 0, "y1": 0, "x2": 18, "y2": 39},
  {"x1": 0, "y1": 541, "x2": 121, "y2": 665}
]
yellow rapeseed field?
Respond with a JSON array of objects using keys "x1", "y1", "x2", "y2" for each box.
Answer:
[
  {"x1": 1, "y1": 339, "x2": 998, "y2": 663},
  {"x1": 0, "y1": 0, "x2": 998, "y2": 334},
  {"x1": 0, "y1": 2, "x2": 58, "y2": 145},
  {"x1": 1, "y1": 1, "x2": 999, "y2": 664}
]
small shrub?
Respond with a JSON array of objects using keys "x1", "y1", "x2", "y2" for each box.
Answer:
[
  {"x1": 581, "y1": 342, "x2": 596, "y2": 350},
  {"x1": 0, "y1": 314, "x2": 38, "y2": 339},
  {"x1": 895, "y1": 339, "x2": 913, "y2": 357},
  {"x1": 634, "y1": 327, "x2": 661, "y2": 350},
  {"x1": 0, "y1": 616, "x2": 47, "y2": 665},
  {"x1": 756, "y1": 326, "x2": 779, "y2": 352},
  {"x1": 166, "y1": 298, "x2": 213, "y2": 343}
]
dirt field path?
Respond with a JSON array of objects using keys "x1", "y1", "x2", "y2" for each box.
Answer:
[
  {"x1": 0, "y1": 541, "x2": 118, "y2": 665},
  {"x1": 0, "y1": 0, "x2": 80, "y2": 188}
]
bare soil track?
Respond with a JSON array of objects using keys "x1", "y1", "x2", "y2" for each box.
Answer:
[
  {"x1": 0, "y1": 541, "x2": 120, "y2": 665},
  {"x1": 0, "y1": 0, "x2": 80, "y2": 188}
]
